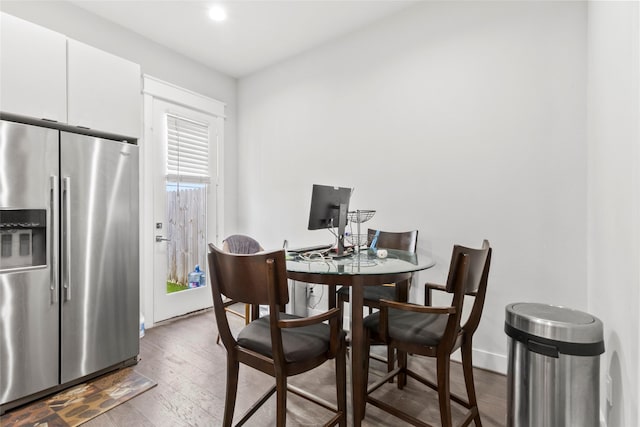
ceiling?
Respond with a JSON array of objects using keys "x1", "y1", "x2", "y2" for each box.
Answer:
[{"x1": 68, "y1": 0, "x2": 418, "y2": 78}]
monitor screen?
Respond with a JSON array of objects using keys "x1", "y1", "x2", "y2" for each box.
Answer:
[{"x1": 307, "y1": 184, "x2": 352, "y2": 231}]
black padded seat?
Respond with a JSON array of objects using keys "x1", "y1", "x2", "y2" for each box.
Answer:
[
  {"x1": 337, "y1": 285, "x2": 396, "y2": 303},
  {"x1": 363, "y1": 308, "x2": 450, "y2": 347},
  {"x1": 238, "y1": 313, "x2": 345, "y2": 363}
]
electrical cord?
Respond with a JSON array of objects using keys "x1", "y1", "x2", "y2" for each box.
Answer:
[
  {"x1": 306, "y1": 284, "x2": 324, "y2": 310},
  {"x1": 326, "y1": 224, "x2": 340, "y2": 248},
  {"x1": 297, "y1": 251, "x2": 331, "y2": 262}
]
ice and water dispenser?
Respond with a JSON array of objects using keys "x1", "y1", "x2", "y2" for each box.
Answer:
[{"x1": 0, "y1": 209, "x2": 46, "y2": 270}]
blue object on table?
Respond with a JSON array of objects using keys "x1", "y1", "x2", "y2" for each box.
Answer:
[{"x1": 368, "y1": 230, "x2": 380, "y2": 253}]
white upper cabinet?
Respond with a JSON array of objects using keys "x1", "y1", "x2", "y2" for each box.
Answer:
[
  {"x1": 0, "y1": 12, "x2": 141, "y2": 138},
  {"x1": 67, "y1": 40, "x2": 141, "y2": 138},
  {"x1": 0, "y1": 12, "x2": 67, "y2": 123}
]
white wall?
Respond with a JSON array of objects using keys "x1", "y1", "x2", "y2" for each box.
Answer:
[
  {"x1": 587, "y1": 2, "x2": 640, "y2": 427},
  {"x1": 238, "y1": 1, "x2": 588, "y2": 373},
  {"x1": 0, "y1": 1, "x2": 239, "y2": 234}
]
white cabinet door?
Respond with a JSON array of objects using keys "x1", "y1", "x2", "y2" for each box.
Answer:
[
  {"x1": 67, "y1": 39, "x2": 141, "y2": 138},
  {"x1": 0, "y1": 12, "x2": 67, "y2": 122}
]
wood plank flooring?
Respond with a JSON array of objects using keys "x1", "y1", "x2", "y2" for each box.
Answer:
[{"x1": 84, "y1": 309, "x2": 507, "y2": 426}]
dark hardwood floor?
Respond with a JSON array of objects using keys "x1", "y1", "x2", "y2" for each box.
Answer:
[{"x1": 84, "y1": 309, "x2": 507, "y2": 426}]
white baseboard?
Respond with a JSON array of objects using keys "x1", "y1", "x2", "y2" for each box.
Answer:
[{"x1": 454, "y1": 346, "x2": 508, "y2": 376}]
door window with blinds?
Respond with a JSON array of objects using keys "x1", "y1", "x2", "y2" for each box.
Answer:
[{"x1": 165, "y1": 114, "x2": 209, "y2": 294}]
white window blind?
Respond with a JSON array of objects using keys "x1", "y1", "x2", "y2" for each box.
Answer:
[{"x1": 166, "y1": 113, "x2": 210, "y2": 183}]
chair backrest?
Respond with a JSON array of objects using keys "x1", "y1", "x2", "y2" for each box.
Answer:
[
  {"x1": 444, "y1": 240, "x2": 492, "y2": 336},
  {"x1": 222, "y1": 234, "x2": 263, "y2": 254},
  {"x1": 208, "y1": 244, "x2": 289, "y2": 309},
  {"x1": 367, "y1": 229, "x2": 418, "y2": 252},
  {"x1": 444, "y1": 241, "x2": 490, "y2": 294}
]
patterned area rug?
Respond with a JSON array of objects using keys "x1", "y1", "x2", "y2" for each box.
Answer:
[{"x1": 1, "y1": 368, "x2": 156, "y2": 427}]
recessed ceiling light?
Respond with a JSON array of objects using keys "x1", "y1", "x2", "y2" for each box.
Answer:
[{"x1": 208, "y1": 5, "x2": 227, "y2": 22}]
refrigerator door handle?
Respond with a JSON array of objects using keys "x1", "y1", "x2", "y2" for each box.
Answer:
[
  {"x1": 50, "y1": 176, "x2": 59, "y2": 304},
  {"x1": 63, "y1": 176, "x2": 72, "y2": 302}
]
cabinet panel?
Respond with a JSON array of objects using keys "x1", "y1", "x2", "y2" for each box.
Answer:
[
  {"x1": 0, "y1": 12, "x2": 67, "y2": 122},
  {"x1": 67, "y1": 39, "x2": 141, "y2": 138}
]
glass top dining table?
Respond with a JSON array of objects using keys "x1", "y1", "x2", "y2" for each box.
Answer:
[
  {"x1": 286, "y1": 249, "x2": 435, "y2": 426},
  {"x1": 286, "y1": 248, "x2": 434, "y2": 277}
]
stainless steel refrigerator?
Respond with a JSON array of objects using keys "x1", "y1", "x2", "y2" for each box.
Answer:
[{"x1": 0, "y1": 120, "x2": 139, "y2": 412}]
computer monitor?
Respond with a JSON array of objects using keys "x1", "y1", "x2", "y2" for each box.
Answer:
[{"x1": 308, "y1": 184, "x2": 352, "y2": 255}]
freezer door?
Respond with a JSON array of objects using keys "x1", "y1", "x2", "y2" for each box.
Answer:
[
  {"x1": 60, "y1": 132, "x2": 139, "y2": 383},
  {"x1": 0, "y1": 121, "x2": 60, "y2": 405}
]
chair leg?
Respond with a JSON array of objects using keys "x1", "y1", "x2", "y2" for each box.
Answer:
[
  {"x1": 462, "y1": 339, "x2": 482, "y2": 426},
  {"x1": 275, "y1": 374, "x2": 287, "y2": 427},
  {"x1": 223, "y1": 358, "x2": 239, "y2": 427},
  {"x1": 336, "y1": 341, "x2": 347, "y2": 427},
  {"x1": 336, "y1": 289, "x2": 345, "y2": 327},
  {"x1": 436, "y1": 353, "x2": 453, "y2": 427},
  {"x1": 397, "y1": 349, "x2": 407, "y2": 389},
  {"x1": 386, "y1": 346, "x2": 395, "y2": 383},
  {"x1": 244, "y1": 303, "x2": 251, "y2": 324},
  {"x1": 329, "y1": 285, "x2": 338, "y2": 310},
  {"x1": 362, "y1": 331, "x2": 372, "y2": 421}
]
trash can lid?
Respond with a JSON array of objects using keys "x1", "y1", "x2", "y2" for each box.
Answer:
[{"x1": 505, "y1": 302, "x2": 603, "y2": 344}]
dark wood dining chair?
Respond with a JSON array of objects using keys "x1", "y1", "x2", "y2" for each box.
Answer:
[
  {"x1": 208, "y1": 244, "x2": 347, "y2": 427},
  {"x1": 362, "y1": 240, "x2": 491, "y2": 427},
  {"x1": 336, "y1": 228, "x2": 418, "y2": 371},
  {"x1": 215, "y1": 235, "x2": 263, "y2": 345}
]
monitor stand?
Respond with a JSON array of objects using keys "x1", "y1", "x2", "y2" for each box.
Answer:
[{"x1": 335, "y1": 202, "x2": 350, "y2": 258}]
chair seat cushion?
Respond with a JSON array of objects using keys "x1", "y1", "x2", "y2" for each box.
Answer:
[
  {"x1": 363, "y1": 308, "x2": 449, "y2": 347},
  {"x1": 238, "y1": 313, "x2": 335, "y2": 363},
  {"x1": 337, "y1": 285, "x2": 396, "y2": 303}
]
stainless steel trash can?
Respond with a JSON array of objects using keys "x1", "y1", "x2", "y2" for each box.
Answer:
[{"x1": 505, "y1": 303, "x2": 604, "y2": 427}]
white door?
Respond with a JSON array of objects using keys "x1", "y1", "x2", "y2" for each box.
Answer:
[{"x1": 152, "y1": 98, "x2": 218, "y2": 322}]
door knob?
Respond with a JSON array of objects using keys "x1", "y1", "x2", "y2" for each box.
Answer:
[{"x1": 155, "y1": 235, "x2": 170, "y2": 242}]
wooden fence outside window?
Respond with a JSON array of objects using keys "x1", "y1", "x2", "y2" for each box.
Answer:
[{"x1": 166, "y1": 184, "x2": 207, "y2": 286}]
